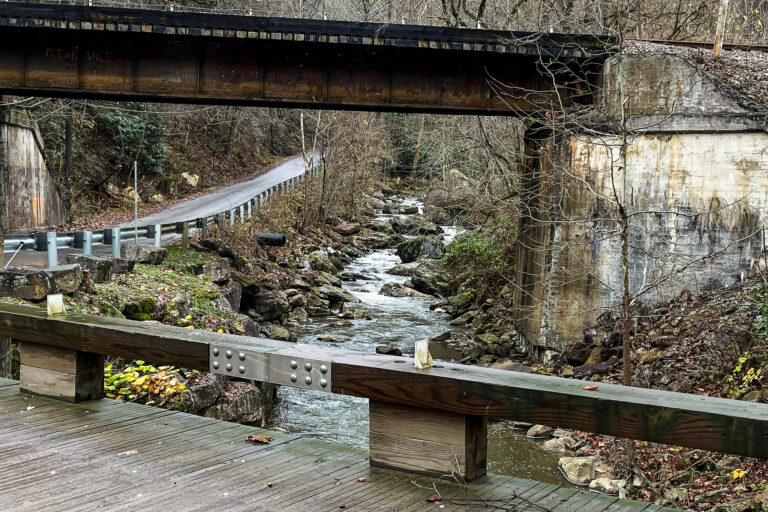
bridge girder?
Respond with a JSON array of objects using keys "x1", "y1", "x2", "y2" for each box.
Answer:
[{"x1": 0, "y1": 3, "x2": 608, "y2": 114}]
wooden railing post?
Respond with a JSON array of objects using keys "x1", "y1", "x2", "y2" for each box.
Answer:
[
  {"x1": 19, "y1": 342, "x2": 103, "y2": 402},
  {"x1": 369, "y1": 400, "x2": 487, "y2": 481}
]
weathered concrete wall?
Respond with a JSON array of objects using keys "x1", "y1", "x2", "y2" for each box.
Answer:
[
  {"x1": 515, "y1": 53, "x2": 768, "y2": 353},
  {"x1": 597, "y1": 54, "x2": 750, "y2": 117},
  {"x1": 0, "y1": 108, "x2": 66, "y2": 231}
]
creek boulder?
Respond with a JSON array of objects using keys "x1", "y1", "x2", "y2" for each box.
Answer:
[
  {"x1": 311, "y1": 285, "x2": 358, "y2": 307},
  {"x1": 376, "y1": 345, "x2": 403, "y2": 356},
  {"x1": 203, "y1": 381, "x2": 265, "y2": 424},
  {"x1": 122, "y1": 297, "x2": 157, "y2": 321},
  {"x1": 287, "y1": 307, "x2": 310, "y2": 325},
  {"x1": 250, "y1": 290, "x2": 290, "y2": 322},
  {"x1": 387, "y1": 262, "x2": 421, "y2": 276},
  {"x1": 379, "y1": 283, "x2": 432, "y2": 298},
  {"x1": 390, "y1": 216, "x2": 443, "y2": 236},
  {"x1": 400, "y1": 205, "x2": 419, "y2": 215},
  {"x1": 526, "y1": 424, "x2": 553, "y2": 438},
  {"x1": 335, "y1": 222, "x2": 361, "y2": 236},
  {"x1": 121, "y1": 244, "x2": 167, "y2": 265},
  {"x1": 317, "y1": 334, "x2": 351, "y2": 342},
  {"x1": 558, "y1": 457, "x2": 595, "y2": 484},
  {"x1": 66, "y1": 254, "x2": 113, "y2": 283},
  {"x1": 589, "y1": 478, "x2": 626, "y2": 495},
  {"x1": 45, "y1": 264, "x2": 83, "y2": 294},
  {"x1": 308, "y1": 251, "x2": 337, "y2": 274},
  {"x1": 260, "y1": 323, "x2": 294, "y2": 341},
  {"x1": 0, "y1": 268, "x2": 56, "y2": 300},
  {"x1": 111, "y1": 258, "x2": 136, "y2": 275},
  {"x1": 410, "y1": 262, "x2": 452, "y2": 297},
  {"x1": 396, "y1": 236, "x2": 445, "y2": 263}
]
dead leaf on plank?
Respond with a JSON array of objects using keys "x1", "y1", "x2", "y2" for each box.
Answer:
[
  {"x1": 245, "y1": 435, "x2": 272, "y2": 444},
  {"x1": 117, "y1": 450, "x2": 138, "y2": 456},
  {"x1": 583, "y1": 385, "x2": 599, "y2": 391},
  {"x1": 356, "y1": 477, "x2": 367, "y2": 483},
  {"x1": 426, "y1": 495, "x2": 442, "y2": 503}
]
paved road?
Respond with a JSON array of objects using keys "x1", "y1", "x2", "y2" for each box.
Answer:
[
  {"x1": 4, "y1": 155, "x2": 306, "y2": 266},
  {"x1": 118, "y1": 155, "x2": 305, "y2": 228}
]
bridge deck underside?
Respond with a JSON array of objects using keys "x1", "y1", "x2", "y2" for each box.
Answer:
[{"x1": 0, "y1": 379, "x2": 676, "y2": 511}]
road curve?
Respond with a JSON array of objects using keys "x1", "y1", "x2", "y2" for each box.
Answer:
[{"x1": 119, "y1": 156, "x2": 305, "y2": 228}]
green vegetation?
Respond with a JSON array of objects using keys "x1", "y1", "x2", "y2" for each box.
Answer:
[
  {"x1": 95, "y1": 102, "x2": 170, "y2": 176},
  {"x1": 104, "y1": 360, "x2": 191, "y2": 409}
]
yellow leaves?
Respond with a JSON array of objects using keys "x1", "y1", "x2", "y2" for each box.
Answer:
[
  {"x1": 186, "y1": 325, "x2": 195, "y2": 329},
  {"x1": 733, "y1": 469, "x2": 747, "y2": 480},
  {"x1": 218, "y1": 328, "x2": 224, "y2": 333}
]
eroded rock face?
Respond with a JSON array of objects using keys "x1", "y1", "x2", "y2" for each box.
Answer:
[
  {"x1": 220, "y1": 280, "x2": 242, "y2": 311},
  {"x1": 66, "y1": 254, "x2": 113, "y2": 283},
  {"x1": 0, "y1": 268, "x2": 56, "y2": 300},
  {"x1": 45, "y1": 264, "x2": 83, "y2": 294},
  {"x1": 203, "y1": 259, "x2": 231, "y2": 283},
  {"x1": 186, "y1": 372, "x2": 223, "y2": 414},
  {"x1": 120, "y1": 244, "x2": 167, "y2": 265},
  {"x1": 396, "y1": 236, "x2": 445, "y2": 263}
]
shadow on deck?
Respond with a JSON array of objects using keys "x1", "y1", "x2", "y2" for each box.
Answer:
[{"x1": 0, "y1": 379, "x2": 678, "y2": 512}]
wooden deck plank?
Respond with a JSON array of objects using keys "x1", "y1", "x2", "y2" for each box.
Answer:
[{"x1": 0, "y1": 381, "x2": 677, "y2": 512}]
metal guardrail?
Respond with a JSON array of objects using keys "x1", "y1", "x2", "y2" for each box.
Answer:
[{"x1": 2, "y1": 165, "x2": 318, "y2": 263}]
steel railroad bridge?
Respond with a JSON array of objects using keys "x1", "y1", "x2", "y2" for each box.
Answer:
[{"x1": 0, "y1": 2, "x2": 609, "y2": 114}]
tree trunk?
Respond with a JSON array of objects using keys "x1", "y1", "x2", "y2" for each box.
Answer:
[
  {"x1": 713, "y1": 0, "x2": 729, "y2": 59},
  {"x1": 64, "y1": 101, "x2": 73, "y2": 222}
]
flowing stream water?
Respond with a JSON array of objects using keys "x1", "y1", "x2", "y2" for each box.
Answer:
[{"x1": 270, "y1": 200, "x2": 569, "y2": 486}]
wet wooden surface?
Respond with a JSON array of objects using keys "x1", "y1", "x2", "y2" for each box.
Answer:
[{"x1": 0, "y1": 379, "x2": 680, "y2": 511}]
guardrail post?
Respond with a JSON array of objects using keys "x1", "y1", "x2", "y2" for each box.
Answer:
[
  {"x1": 83, "y1": 231, "x2": 92, "y2": 255},
  {"x1": 73, "y1": 231, "x2": 84, "y2": 249},
  {"x1": 200, "y1": 218, "x2": 208, "y2": 240},
  {"x1": 369, "y1": 400, "x2": 487, "y2": 480},
  {"x1": 247, "y1": 201, "x2": 252, "y2": 218},
  {"x1": 111, "y1": 228, "x2": 120, "y2": 258},
  {"x1": 153, "y1": 224, "x2": 161, "y2": 248},
  {"x1": 103, "y1": 228, "x2": 112, "y2": 245},
  {"x1": 19, "y1": 342, "x2": 104, "y2": 403},
  {"x1": 46, "y1": 232, "x2": 58, "y2": 267},
  {"x1": 34, "y1": 232, "x2": 46, "y2": 252},
  {"x1": 229, "y1": 209, "x2": 235, "y2": 227},
  {"x1": 181, "y1": 222, "x2": 189, "y2": 249}
]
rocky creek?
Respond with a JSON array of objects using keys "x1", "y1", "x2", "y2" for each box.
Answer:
[{"x1": 268, "y1": 198, "x2": 571, "y2": 486}]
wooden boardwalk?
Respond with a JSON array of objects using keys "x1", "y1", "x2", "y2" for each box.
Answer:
[{"x1": 0, "y1": 379, "x2": 679, "y2": 511}]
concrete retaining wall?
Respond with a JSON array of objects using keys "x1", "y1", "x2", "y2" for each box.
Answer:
[{"x1": 0, "y1": 108, "x2": 66, "y2": 232}]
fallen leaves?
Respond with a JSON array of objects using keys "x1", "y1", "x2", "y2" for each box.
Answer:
[
  {"x1": 583, "y1": 385, "x2": 599, "y2": 391},
  {"x1": 266, "y1": 482, "x2": 274, "y2": 487},
  {"x1": 426, "y1": 495, "x2": 442, "y2": 503},
  {"x1": 245, "y1": 435, "x2": 272, "y2": 444},
  {"x1": 117, "y1": 449, "x2": 138, "y2": 456},
  {"x1": 356, "y1": 477, "x2": 367, "y2": 483}
]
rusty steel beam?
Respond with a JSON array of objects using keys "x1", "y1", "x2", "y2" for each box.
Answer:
[{"x1": 0, "y1": 3, "x2": 609, "y2": 114}]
